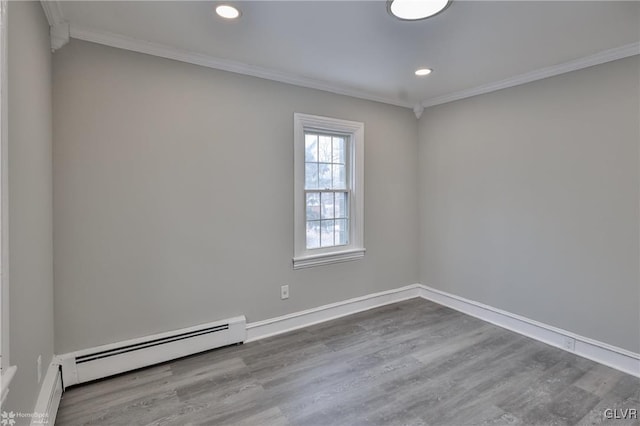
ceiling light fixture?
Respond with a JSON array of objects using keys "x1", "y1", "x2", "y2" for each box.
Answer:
[
  {"x1": 216, "y1": 4, "x2": 241, "y2": 19},
  {"x1": 415, "y1": 68, "x2": 432, "y2": 76},
  {"x1": 388, "y1": 0, "x2": 451, "y2": 21}
]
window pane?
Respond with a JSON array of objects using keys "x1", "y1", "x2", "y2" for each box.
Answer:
[
  {"x1": 335, "y1": 219, "x2": 349, "y2": 246},
  {"x1": 332, "y1": 137, "x2": 345, "y2": 164},
  {"x1": 332, "y1": 164, "x2": 346, "y2": 189},
  {"x1": 320, "y1": 192, "x2": 334, "y2": 219},
  {"x1": 306, "y1": 192, "x2": 320, "y2": 220},
  {"x1": 321, "y1": 220, "x2": 335, "y2": 247},
  {"x1": 319, "y1": 164, "x2": 332, "y2": 189},
  {"x1": 305, "y1": 163, "x2": 318, "y2": 189},
  {"x1": 306, "y1": 221, "x2": 320, "y2": 249},
  {"x1": 319, "y1": 135, "x2": 332, "y2": 163},
  {"x1": 305, "y1": 134, "x2": 318, "y2": 162},
  {"x1": 335, "y1": 192, "x2": 347, "y2": 218}
]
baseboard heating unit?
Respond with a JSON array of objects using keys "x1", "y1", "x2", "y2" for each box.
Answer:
[{"x1": 58, "y1": 316, "x2": 246, "y2": 387}]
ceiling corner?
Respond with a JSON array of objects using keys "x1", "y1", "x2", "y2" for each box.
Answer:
[
  {"x1": 413, "y1": 104, "x2": 424, "y2": 119},
  {"x1": 41, "y1": 1, "x2": 69, "y2": 52}
]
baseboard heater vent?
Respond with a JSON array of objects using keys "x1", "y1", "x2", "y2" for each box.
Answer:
[{"x1": 59, "y1": 316, "x2": 246, "y2": 388}]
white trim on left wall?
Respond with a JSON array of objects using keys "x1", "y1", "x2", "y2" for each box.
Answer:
[
  {"x1": 0, "y1": 0, "x2": 13, "y2": 400},
  {"x1": 31, "y1": 362, "x2": 62, "y2": 426},
  {"x1": 0, "y1": 364, "x2": 15, "y2": 405}
]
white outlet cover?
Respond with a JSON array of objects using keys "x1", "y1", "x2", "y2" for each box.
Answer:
[{"x1": 281, "y1": 285, "x2": 289, "y2": 299}]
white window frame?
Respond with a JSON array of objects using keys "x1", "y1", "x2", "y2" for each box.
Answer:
[{"x1": 293, "y1": 113, "x2": 365, "y2": 269}]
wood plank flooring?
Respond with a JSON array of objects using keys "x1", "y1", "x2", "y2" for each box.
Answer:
[{"x1": 56, "y1": 299, "x2": 640, "y2": 425}]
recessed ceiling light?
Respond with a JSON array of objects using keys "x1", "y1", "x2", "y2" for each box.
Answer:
[
  {"x1": 216, "y1": 4, "x2": 241, "y2": 19},
  {"x1": 388, "y1": 0, "x2": 451, "y2": 21},
  {"x1": 415, "y1": 68, "x2": 433, "y2": 76}
]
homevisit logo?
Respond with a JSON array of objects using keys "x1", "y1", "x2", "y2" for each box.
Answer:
[
  {"x1": 0, "y1": 411, "x2": 15, "y2": 426},
  {"x1": 1, "y1": 411, "x2": 48, "y2": 425}
]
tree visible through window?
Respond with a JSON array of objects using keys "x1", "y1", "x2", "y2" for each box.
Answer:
[{"x1": 304, "y1": 132, "x2": 349, "y2": 249}]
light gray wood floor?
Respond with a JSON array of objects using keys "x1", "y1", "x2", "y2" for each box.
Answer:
[{"x1": 56, "y1": 299, "x2": 639, "y2": 426}]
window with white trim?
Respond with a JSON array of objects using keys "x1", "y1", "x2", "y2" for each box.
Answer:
[{"x1": 293, "y1": 113, "x2": 365, "y2": 269}]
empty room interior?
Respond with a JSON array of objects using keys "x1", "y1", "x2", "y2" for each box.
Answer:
[{"x1": 1, "y1": 0, "x2": 639, "y2": 425}]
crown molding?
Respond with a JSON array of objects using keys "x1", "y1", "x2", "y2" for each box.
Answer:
[
  {"x1": 68, "y1": 25, "x2": 414, "y2": 109},
  {"x1": 421, "y1": 41, "x2": 640, "y2": 109},
  {"x1": 60, "y1": 20, "x2": 638, "y2": 115},
  {"x1": 41, "y1": 1, "x2": 69, "y2": 52},
  {"x1": 40, "y1": 0, "x2": 64, "y2": 27}
]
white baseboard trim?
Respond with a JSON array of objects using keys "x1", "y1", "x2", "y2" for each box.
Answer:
[
  {"x1": 50, "y1": 280, "x2": 638, "y2": 419},
  {"x1": 417, "y1": 284, "x2": 640, "y2": 378},
  {"x1": 31, "y1": 362, "x2": 62, "y2": 426},
  {"x1": 242, "y1": 283, "x2": 640, "y2": 377},
  {"x1": 245, "y1": 284, "x2": 422, "y2": 342}
]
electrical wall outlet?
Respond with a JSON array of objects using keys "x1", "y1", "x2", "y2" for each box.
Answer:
[
  {"x1": 280, "y1": 285, "x2": 289, "y2": 300},
  {"x1": 563, "y1": 336, "x2": 576, "y2": 351},
  {"x1": 37, "y1": 354, "x2": 42, "y2": 383}
]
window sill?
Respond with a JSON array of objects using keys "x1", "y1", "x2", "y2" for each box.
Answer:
[
  {"x1": 1, "y1": 365, "x2": 17, "y2": 405},
  {"x1": 293, "y1": 248, "x2": 366, "y2": 270}
]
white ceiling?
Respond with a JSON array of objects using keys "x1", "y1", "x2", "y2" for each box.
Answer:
[{"x1": 57, "y1": 1, "x2": 640, "y2": 108}]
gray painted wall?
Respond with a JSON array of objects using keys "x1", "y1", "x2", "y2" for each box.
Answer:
[
  {"x1": 52, "y1": 40, "x2": 419, "y2": 353},
  {"x1": 5, "y1": 1, "x2": 54, "y2": 417},
  {"x1": 418, "y1": 56, "x2": 640, "y2": 353},
  {"x1": 51, "y1": 29, "x2": 639, "y2": 358}
]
